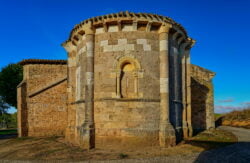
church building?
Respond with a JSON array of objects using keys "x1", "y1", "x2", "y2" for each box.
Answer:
[{"x1": 17, "y1": 11, "x2": 215, "y2": 149}]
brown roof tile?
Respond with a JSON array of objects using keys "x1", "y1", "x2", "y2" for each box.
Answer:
[{"x1": 19, "y1": 59, "x2": 67, "y2": 65}]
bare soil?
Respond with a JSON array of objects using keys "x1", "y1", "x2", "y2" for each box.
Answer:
[{"x1": 0, "y1": 129, "x2": 237, "y2": 161}]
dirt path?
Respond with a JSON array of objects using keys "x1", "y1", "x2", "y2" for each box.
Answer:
[
  {"x1": 195, "y1": 126, "x2": 250, "y2": 163},
  {"x1": 0, "y1": 126, "x2": 249, "y2": 162},
  {"x1": 219, "y1": 126, "x2": 250, "y2": 142}
]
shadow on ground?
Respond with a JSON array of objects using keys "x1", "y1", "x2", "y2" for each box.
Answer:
[
  {"x1": 194, "y1": 142, "x2": 250, "y2": 162},
  {"x1": 192, "y1": 126, "x2": 250, "y2": 163}
]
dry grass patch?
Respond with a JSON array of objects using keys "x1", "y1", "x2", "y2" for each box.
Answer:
[
  {"x1": 216, "y1": 108, "x2": 250, "y2": 129},
  {"x1": 186, "y1": 129, "x2": 237, "y2": 150}
]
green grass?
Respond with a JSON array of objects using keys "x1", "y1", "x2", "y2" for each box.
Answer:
[
  {"x1": 0, "y1": 129, "x2": 17, "y2": 135},
  {"x1": 214, "y1": 113, "x2": 223, "y2": 120}
]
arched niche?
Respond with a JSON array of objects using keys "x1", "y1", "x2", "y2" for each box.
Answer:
[{"x1": 112, "y1": 56, "x2": 143, "y2": 98}]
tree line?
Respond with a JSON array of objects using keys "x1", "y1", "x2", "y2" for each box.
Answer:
[{"x1": 0, "y1": 63, "x2": 22, "y2": 129}]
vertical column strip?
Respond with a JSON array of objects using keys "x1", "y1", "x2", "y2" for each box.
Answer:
[
  {"x1": 186, "y1": 50, "x2": 193, "y2": 137},
  {"x1": 158, "y1": 24, "x2": 176, "y2": 147},
  {"x1": 181, "y1": 44, "x2": 188, "y2": 138},
  {"x1": 82, "y1": 28, "x2": 95, "y2": 149}
]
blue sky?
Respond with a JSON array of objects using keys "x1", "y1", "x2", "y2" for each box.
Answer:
[{"x1": 0, "y1": 0, "x2": 249, "y2": 113}]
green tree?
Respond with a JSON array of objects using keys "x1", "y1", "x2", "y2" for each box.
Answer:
[
  {"x1": 9, "y1": 112, "x2": 17, "y2": 128},
  {"x1": 0, "y1": 96, "x2": 9, "y2": 113},
  {"x1": 0, "y1": 63, "x2": 23, "y2": 108},
  {"x1": 0, "y1": 96, "x2": 9, "y2": 128}
]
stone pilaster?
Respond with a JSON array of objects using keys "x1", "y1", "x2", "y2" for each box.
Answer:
[
  {"x1": 158, "y1": 23, "x2": 176, "y2": 147},
  {"x1": 179, "y1": 41, "x2": 190, "y2": 138},
  {"x1": 180, "y1": 44, "x2": 187, "y2": 139},
  {"x1": 187, "y1": 38, "x2": 195, "y2": 137},
  {"x1": 62, "y1": 41, "x2": 77, "y2": 103},
  {"x1": 81, "y1": 27, "x2": 95, "y2": 149},
  {"x1": 62, "y1": 41, "x2": 77, "y2": 143},
  {"x1": 186, "y1": 48, "x2": 193, "y2": 137}
]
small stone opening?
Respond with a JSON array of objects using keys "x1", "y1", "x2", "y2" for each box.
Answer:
[
  {"x1": 113, "y1": 56, "x2": 142, "y2": 99},
  {"x1": 120, "y1": 62, "x2": 136, "y2": 98}
]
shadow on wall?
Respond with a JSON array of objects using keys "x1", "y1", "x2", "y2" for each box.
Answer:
[
  {"x1": 193, "y1": 142, "x2": 250, "y2": 162},
  {"x1": 20, "y1": 83, "x2": 28, "y2": 137},
  {"x1": 215, "y1": 117, "x2": 223, "y2": 127},
  {"x1": 191, "y1": 78, "x2": 209, "y2": 135},
  {"x1": 168, "y1": 30, "x2": 184, "y2": 143}
]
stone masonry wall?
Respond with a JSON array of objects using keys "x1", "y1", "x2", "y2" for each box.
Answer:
[
  {"x1": 94, "y1": 101, "x2": 160, "y2": 148},
  {"x1": 94, "y1": 29, "x2": 160, "y2": 99},
  {"x1": 191, "y1": 64, "x2": 215, "y2": 133},
  {"x1": 93, "y1": 29, "x2": 161, "y2": 148},
  {"x1": 64, "y1": 25, "x2": 163, "y2": 147},
  {"x1": 23, "y1": 63, "x2": 67, "y2": 136}
]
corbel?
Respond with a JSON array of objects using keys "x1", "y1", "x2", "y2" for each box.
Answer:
[
  {"x1": 146, "y1": 21, "x2": 152, "y2": 32},
  {"x1": 117, "y1": 20, "x2": 122, "y2": 31}
]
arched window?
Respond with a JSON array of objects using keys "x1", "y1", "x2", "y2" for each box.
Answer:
[
  {"x1": 112, "y1": 56, "x2": 143, "y2": 99},
  {"x1": 120, "y1": 62, "x2": 135, "y2": 98}
]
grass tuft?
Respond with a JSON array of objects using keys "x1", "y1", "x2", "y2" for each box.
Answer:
[{"x1": 119, "y1": 153, "x2": 128, "y2": 159}]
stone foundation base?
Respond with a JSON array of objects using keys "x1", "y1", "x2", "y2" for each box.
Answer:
[
  {"x1": 183, "y1": 127, "x2": 189, "y2": 139},
  {"x1": 78, "y1": 123, "x2": 95, "y2": 149},
  {"x1": 95, "y1": 134, "x2": 159, "y2": 149},
  {"x1": 188, "y1": 126, "x2": 193, "y2": 137},
  {"x1": 159, "y1": 122, "x2": 176, "y2": 147},
  {"x1": 65, "y1": 126, "x2": 76, "y2": 144},
  {"x1": 175, "y1": 127, "x2": 184, "y2": 143}
]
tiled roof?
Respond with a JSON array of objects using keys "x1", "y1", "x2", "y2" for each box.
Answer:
[{"x1": 19, "y1": 59, "x2": 67, "y2": 65}]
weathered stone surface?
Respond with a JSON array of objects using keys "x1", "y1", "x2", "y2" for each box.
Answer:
[
  {"x1": 17, "y1": 11, "x2": 215, "y2": 150},
  {"x1": 191, "y1": 64, "x2": 215, "y2": 133},
  {"x1": 18, "y1": 62, "x2": 67, "y2": 137}
]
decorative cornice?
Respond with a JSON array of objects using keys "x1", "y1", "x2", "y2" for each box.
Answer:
[
  {"x1": 62, "y1": 40, "x2": 77, "y2": 53},
  {"x1": 63, "y1": 11, "x2": 189, "y2": 45},
  {"x1": 188, "y1": 37, "x2": 196, "y2": 47},
  {"x1": 158, "y1": 23, "x2": 172, "y2": 34}
]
